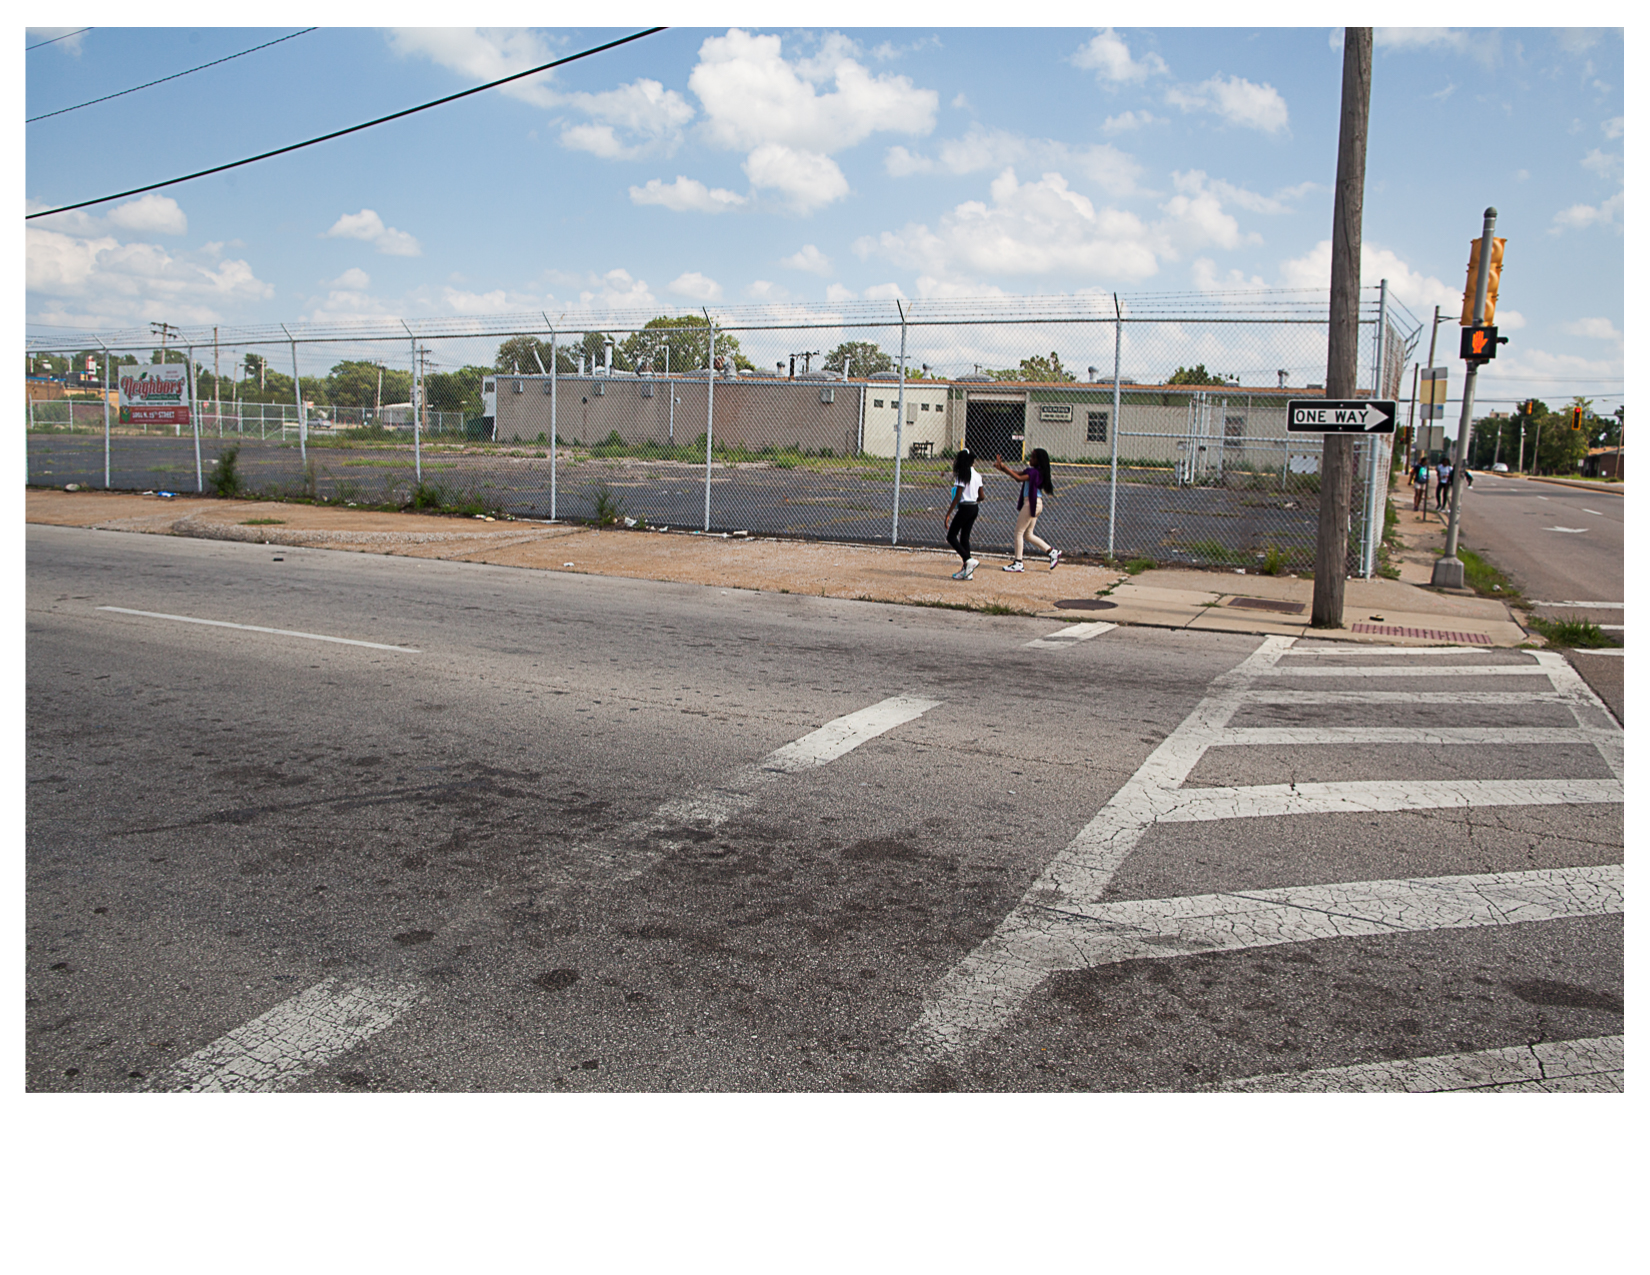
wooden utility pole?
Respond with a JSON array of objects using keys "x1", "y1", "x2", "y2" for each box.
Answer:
[{"x1": 1312, "y1": 27, "x2": 1372, "y2": 628}]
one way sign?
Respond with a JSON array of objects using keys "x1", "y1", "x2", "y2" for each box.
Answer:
[{"x1": 1286, "y1": 399, "x2": 1397, "y2": 434}]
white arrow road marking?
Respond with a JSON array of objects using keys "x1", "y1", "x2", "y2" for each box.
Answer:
[
  {"x1": 1226, "y1": 1034, "x2": 1623, "y2": 1093},
  {"x1": 98, "y1": 606, "x2": 420, "y2": 652},
  {"x1": 1025, "y1": 621, "x2": 1116, "y2": 650},
  {"x1": 155, "y1": 976, "x2": 421, "y2": 1093},
  {"x1": 583, "y1": 693, "x2": 942, "y2": 882},
  {"x1": 905, "y1": 638, "x2": 1624, "y2": 1062},
  {"x1": 1544, "y1": 527, "x2": 1588, "y2": 533}
]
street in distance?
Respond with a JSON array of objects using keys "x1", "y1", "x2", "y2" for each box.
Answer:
[{"x1": 1286, "y1": 400, "x2": 1397, "y2": 433}]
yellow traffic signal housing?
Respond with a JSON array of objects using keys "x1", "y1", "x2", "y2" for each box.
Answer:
[
  {"x1": 1460, "y1": 236, "x2": 1507, "y2": 325},
  {"x1": 1571, "y1": 405, "x2": 1584, "y2": 430}
]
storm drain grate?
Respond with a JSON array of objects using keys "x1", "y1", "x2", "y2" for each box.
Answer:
[{"x1": 1351, "y1": 623, "x2": 1493, "y2": 644}]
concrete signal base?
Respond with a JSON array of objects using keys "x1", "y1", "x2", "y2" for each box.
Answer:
[{"x1": 1431, "y1": 555, "x2": 1466, "y2": 589}]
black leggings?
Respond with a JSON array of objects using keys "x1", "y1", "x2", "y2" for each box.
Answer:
[{"x1": 947, "y1": 502, "x2": 978, "y2": 563}]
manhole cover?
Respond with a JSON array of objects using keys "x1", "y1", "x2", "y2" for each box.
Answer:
[
  {"x1": 1226, "y1": 596, "x2": 1306, "y2": 615},
  {"x1": 1055, "y1": 598, "x2": 1118, "y2": 610}
]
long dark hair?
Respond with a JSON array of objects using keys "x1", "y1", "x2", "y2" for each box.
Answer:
[
  {"x1": 952, "y1": 448, "x2": 975, "y2": 481},
  {"x1": 1029, "y1": 447, "x2": 1054, "y2": 494}
]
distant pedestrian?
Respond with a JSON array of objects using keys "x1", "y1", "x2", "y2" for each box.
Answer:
[
  {"x1": 1438, "y1": 460, "x2": 1455, "y2": 511},
  {"x1": 944, "y1": 448, "x2": 983, "y2": 580},
  {"x1": 994, "y1": 447, "x2": 1059, "y2": 571},
  {"x1": 1412, "y1": 458, "x2": 1429, "y2": 511}
]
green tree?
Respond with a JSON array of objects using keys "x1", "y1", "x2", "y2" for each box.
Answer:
[
  {"x1": 426, "y1": 365, "x2": 489, "y2": 416},
  {"x1": 326, "y1": 359, "x2": 413, "y2": 409},
  {"x1": 616, "y1": 315, "x2": 754, "y2": 374},
  {"x1": 822, "y1": 340, "x2": 894, "y2": 377},
  {"x1": 988, "y1": 351, "x2": 1077, "y2": 382},
  {"x1": 1531, "y1": 401, "x2": 1590, "y2": 475},
  {"x1": 1166, "y1": 363, "x2": 1232, "y2": 386}
]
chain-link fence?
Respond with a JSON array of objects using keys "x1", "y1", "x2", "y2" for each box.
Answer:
[{"x1": 25, "y1": 287, "x2": 1421, "y2": 574}]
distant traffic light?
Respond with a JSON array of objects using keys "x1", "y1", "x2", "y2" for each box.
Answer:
[
  {"x1": 1461, "y1": 236, "x2": 1507, "y2": 324},
  {"x1": 1571, "y1": 404, "x2": 1585, "y2": 431}
]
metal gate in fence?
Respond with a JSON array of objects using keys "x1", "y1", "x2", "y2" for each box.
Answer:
[{"x1": 26, "y1": 286, "x2": 1420, "y2": 576}]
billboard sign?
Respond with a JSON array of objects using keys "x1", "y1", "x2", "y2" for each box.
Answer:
[{"x1": 119, "y1": 365, "x2": 191, "y2": 427}]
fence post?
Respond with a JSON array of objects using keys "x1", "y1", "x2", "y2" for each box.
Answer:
[
  {"x1": 550, "y1": 331, "x2": 558, "y2": 520},
  {"x1": 289, "y1": 338, "x2": 305, "y2": 469},
  {"x1": 703, "y1": 315, "x2": 716, "y2": 532},
  {"x1": 892, "y1": 303, "x2": 907, "y2": 545},
  {"x1": 1109, "y1": 295, "x2": 1122, "y2": 560},
  {"x1": 408, "y1": 331, "x2": 422, "y2": 485},
  {"x1": 189, "y1": 345, "x2": 204, "y2": 493},
  {"x1": 100, "y1": 340, "x2": 111, "y2": 489}
]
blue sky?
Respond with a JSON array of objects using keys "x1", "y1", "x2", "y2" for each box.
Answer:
[{"x1": 23, "y1": 19, "x2": 1624, "y2": 411}]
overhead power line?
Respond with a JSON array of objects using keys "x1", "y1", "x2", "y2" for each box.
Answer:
[
  {"x1": 28, "y1": 28, "x2": 318, "y2": 123},
  {"x1": 27, "y1": 28, "x2": 91, "y2": 51},
  {"x1": 25, "y1": 27, "x2": 668, "y2": 221}
]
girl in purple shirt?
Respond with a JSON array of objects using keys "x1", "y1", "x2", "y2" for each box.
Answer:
[{"x1": 993, "y1": 448, "x2": 1060, "y2": 571}]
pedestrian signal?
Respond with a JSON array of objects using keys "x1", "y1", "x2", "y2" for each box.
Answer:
[
  {"x1": 1460, "y1": 236, "x2": 1507, "y2": 325},
  {"x1": 1460, "y1": 324, "x2": 1504, "y2": 362}
]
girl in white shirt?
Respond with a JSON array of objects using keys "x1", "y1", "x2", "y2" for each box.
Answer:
[{"x1": 943, "y1": 448, "x2": 984, "y2": 580}]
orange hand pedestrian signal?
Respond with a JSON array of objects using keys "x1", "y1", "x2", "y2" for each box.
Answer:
[{"x1": 1459, "y1": 324, "x2": 1503, "y2": 362}]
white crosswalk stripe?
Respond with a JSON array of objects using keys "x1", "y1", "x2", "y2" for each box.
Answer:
[
  {"x1": 907, "y1": 636, "x2": 1624, "y2": 1065},
  {"x1": 1024, "y1": 621, "x2": 1116, "y2": 650},
  {"x1": 1227, "y1": 1035, "x2": 1623, "y2": 1093}
]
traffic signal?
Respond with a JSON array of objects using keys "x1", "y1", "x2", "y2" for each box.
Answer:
[
  {"x1": 1571, "y1": 404, "x2": 1584, "y2": 431},
  {"x1": 1460, "y1": 236, "x2": 1507, "y2": 324},
  {"x1": 1460, "y1": 324, "x2": 1505, "y2": 362}
]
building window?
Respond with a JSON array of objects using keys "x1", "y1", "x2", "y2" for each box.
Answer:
[
  {"x1": 874, "y1": 398, "x2": 884, "y2": 408},
  {"x1": 1224, "y1": 415, "x2": 1246, "y2": 446},
  {"x1": 1086, "y1": 410, "x2": 1108, "y2": 443},
  {"x1": 920, "y1": 402, "x2": 930, "y2": 411}
]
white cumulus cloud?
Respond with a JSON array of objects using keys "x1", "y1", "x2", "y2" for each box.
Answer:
[
  {"x1": 1560, "y1": 317, "x2": 1622, "y2": 344},
  {"x1": 1279, "y1": 238, "x2": 1524, "y2": 330},
  {"x1": 1072, "y1": 29, "x2": 1168, "y2": 84},
  {"x1": 107, "y1": 194, "x2": 188, "y2": 236},
  {"x1": 1101, "y1": 110, "x2": 1157, "y2": 134},
  {"x1": 743, "y1": 144, "x2": 849, "y2": 211},
  {"x1": 323, "y1": 209, "x2": 422, "y2": 257},
  {"x1": 669, "y1": 272, "x2": 724, "y2": 302},
  {"x1": 825, "y1": 283, "x2": 857, "y2": 302},
  {"x1": 385, "y1": 28, "x2": 561, "y2": 107},
  {"x1": 556, "y1": 78, "x2": 695, "y2": 158},
  {"x1": 883, "y1": 125, "x2": 1142, "y2": 196},
  {"x1": 628, "y1": 176, "x2": 747, "y2": 213},
  {"x1": 1550, "y1": 191, "x2": 1624, "y2": 233},
  {"x1": 1166, "y1": 73, "x2": 1289, "y2": 133},
  {"x1": 782, "y1": 244, "x2": 832, "y2": 275},
  {"x1": 690, "y1": 28, "x2": 937, "y2": 155}
]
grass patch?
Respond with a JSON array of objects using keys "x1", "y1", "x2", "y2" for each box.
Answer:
[
  {"x1": 909, "y1": 598, "x2": 1036, "y2": 617},
  {"x1": 587, "y1": 480, "x2": 626, "y2": 527},
  {"x1": 1259, "y1": 545, "x2": 1285, "y2": 576},
  {"x1": 1526, "y1": 616, "x2": 1618, "y2": 648},
  {"x1": 240, "y1": 517, "x2": 285, "y2": 526},
  {"x1": 1123, "y1": 557, "x2": 1155, "y2": 575},
  {"x1": 206, "y1": 445, "x2": 243, "y2": 498},
  {"x1": 1455, "y1": 545, "x2": 1522, "y2": 600}
]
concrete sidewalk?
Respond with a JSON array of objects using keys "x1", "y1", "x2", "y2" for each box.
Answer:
[{"x1": 25, "y1": 487, "x2": 1530, "y2": 646}]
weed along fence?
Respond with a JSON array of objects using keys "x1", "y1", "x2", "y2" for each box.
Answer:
[{"x1": 26, "y1": 287, "x2": 1420, "y2": 574}]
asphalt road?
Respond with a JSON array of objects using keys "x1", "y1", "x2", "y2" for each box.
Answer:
[
  {"x1": 27, "y1": 524, "x2": 1623, "y2": 1091},
  {"x1": 1455, "y1": 473, "x2": 1623, "y2": 720}
]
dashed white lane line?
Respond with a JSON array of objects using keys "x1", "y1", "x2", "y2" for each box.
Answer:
[
  {"x1": 98, "y1": 606, "x2": 420, "y2": 653},
  {"x1": 906, "y1": 636, "x2": 1626, "y2": 1061},
  {"x1": 1583, "y1": 509, "x2": 1606, "y2": 517},
  {"x1": 1227, "y1": 1034, "x2": 1623, "y2": 1093},
  {"x1": 1025, "y1": 621, "x2": 1116, "y2": 649},
  {"x1": 590, "y1": 693, "x2": 942, "y2": 881},
  {"x1": 155, "y1": 976, "x2": 420, "y2": 1093}
]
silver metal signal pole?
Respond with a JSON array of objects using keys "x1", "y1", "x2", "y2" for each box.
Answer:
[
  {"x1": 1432, "y1": 207, "x2": 1497, "y2": 588},
  {"x1": 892, "y1": 302, "x2": 908, "y2": 545},
  {"x1": 1362, "y1": 277, "x2": 1389, "y2": 577}
]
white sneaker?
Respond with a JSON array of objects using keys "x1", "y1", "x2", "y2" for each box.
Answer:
[
  {"x1": 951, "y1": 567, "x2": 969, "y2": 579},
  {"x1": 966, "y1": 557, "x2": 979, "y2": 571},
  {"x1": 1002, "y1": 560, "x2": 1024, "y2": 573},
  {"x1": 962, "y1": 562, "x2": 976, "y2": 580},
  {"x1": 1048, "y1": 548, "x2": 1061, "y2": 570}
]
